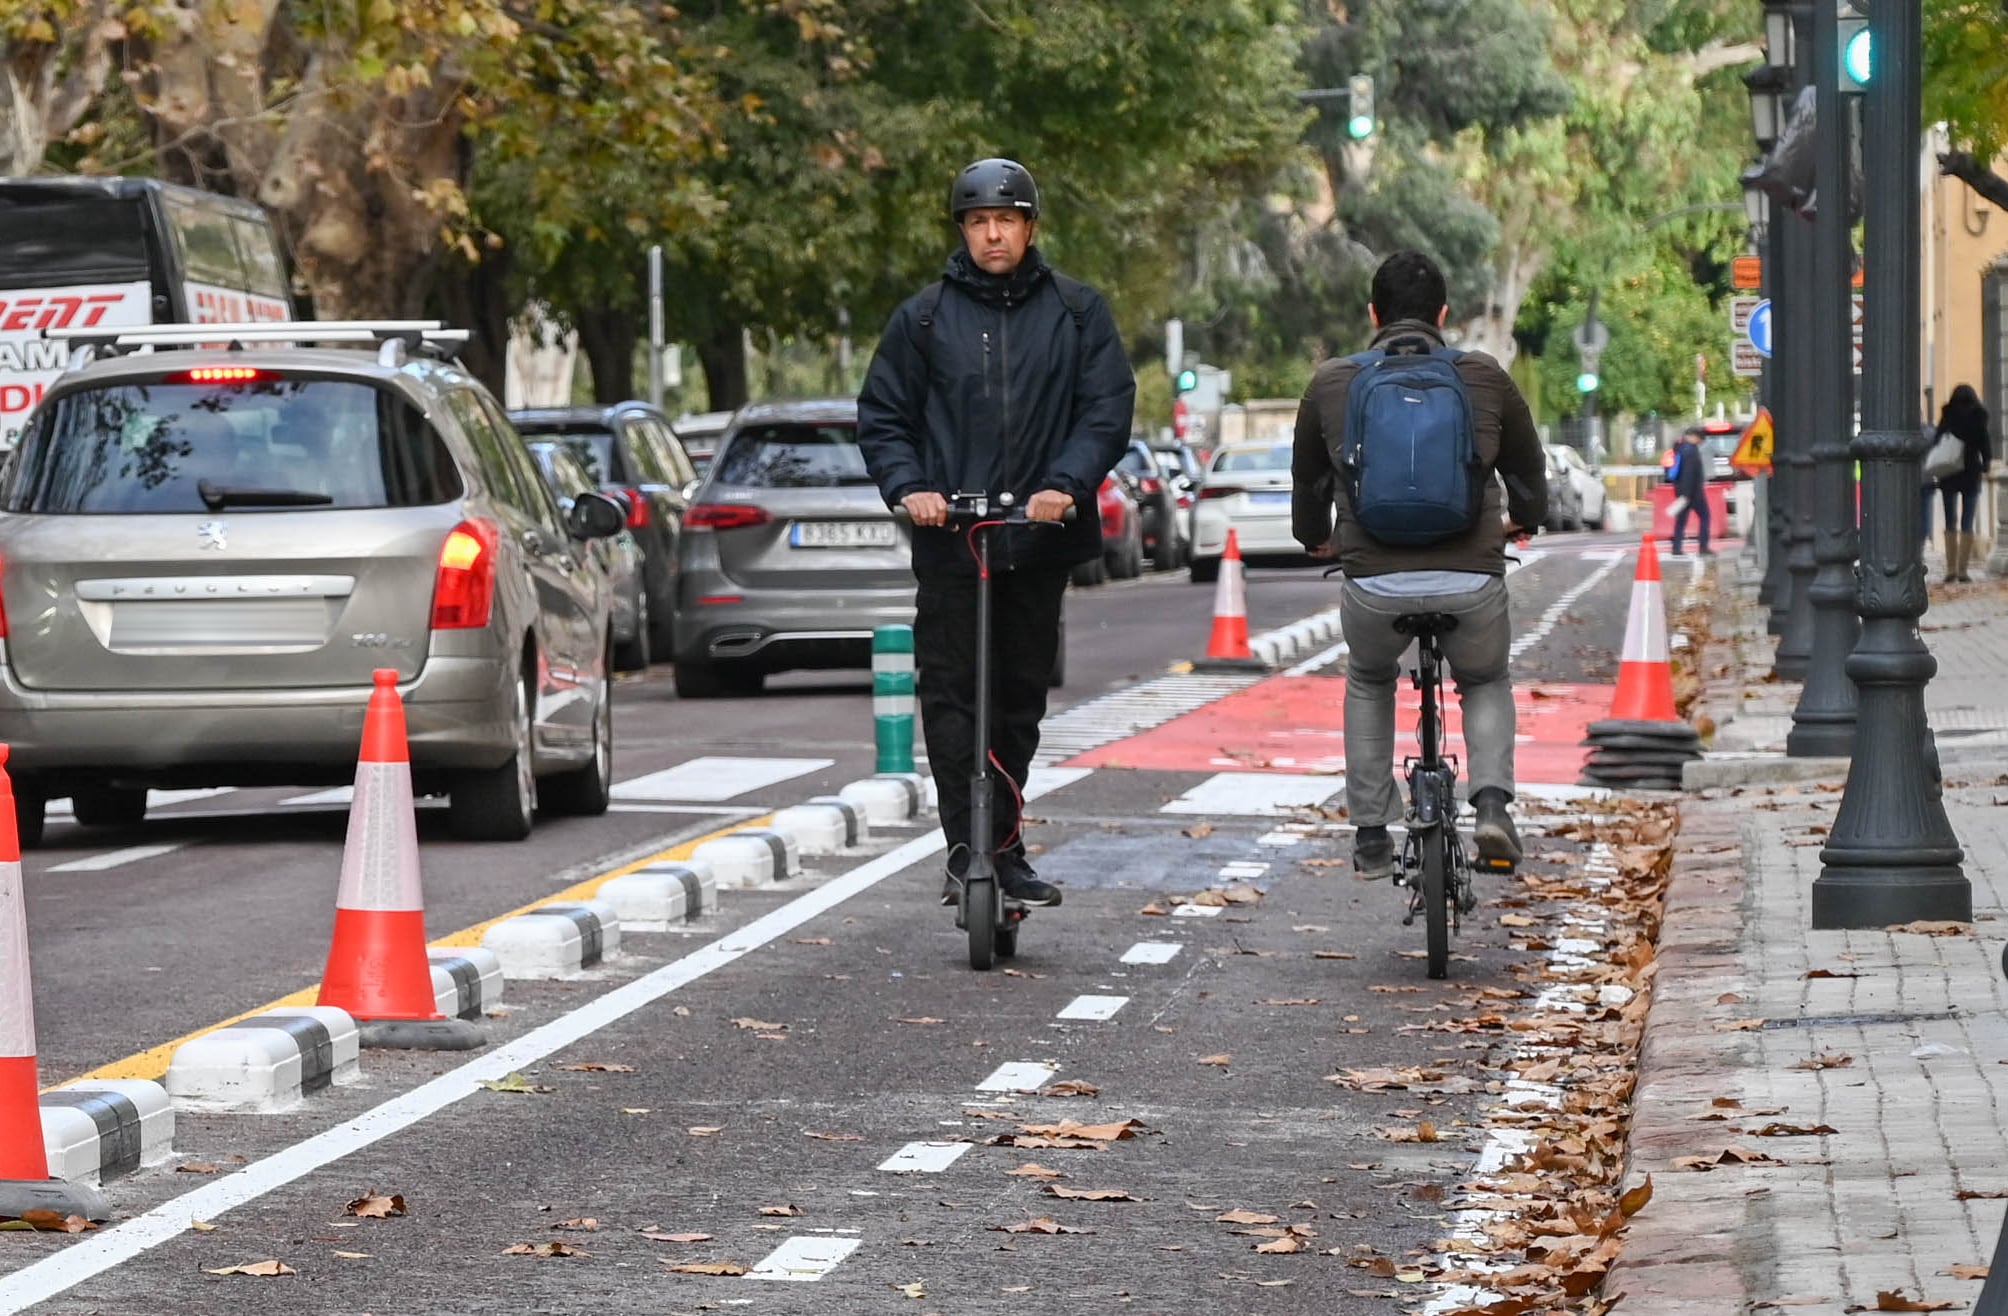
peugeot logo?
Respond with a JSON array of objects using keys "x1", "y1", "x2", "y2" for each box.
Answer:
[{"x1": 196, "y1": 520, "x2": 228, "y2": 552}]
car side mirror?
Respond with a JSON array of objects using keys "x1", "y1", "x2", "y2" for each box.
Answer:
[
  {"x1": 568, "y1": 491, "x2": 626, "y2": 540},
  {"x1": 681, "y1": 479, "x2": 701, "y2": 501}
]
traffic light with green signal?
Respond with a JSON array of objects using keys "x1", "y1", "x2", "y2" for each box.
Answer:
[
  {"x1": 1576, "y1": 371, "x2": 1600, "y2": 395},
  {"x1": 1347, "y1": 75, "x2": 1375, "y2": 140},
  {"x1": 1840, "y1": 2, "x2": 1871, "y2": 90},
  {"x1": 1176, "y1": 367, "x2": 1198, "y2": 394}
]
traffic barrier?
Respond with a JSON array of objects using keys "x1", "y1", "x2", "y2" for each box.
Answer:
[
  {"x1": 691, "y1": 827, "x2": 801, "y2": 888},
  {"x1": 838, "y1": 776, "x2": 921, "y2": 827},
  {"x1": 427, "y1": 946, "x2": 504, "y2": 1021},
  {"x1": 1579, "y1": 536, "x2": 1701, "y2": 791},
  {"x1": 40, "y1": 1081, "x2": 175, "y2": 1186},
  {"x1": 1194, "y1": 529, "x2": 1263, "y2": 672},
  {"x1": 873, "y1": 625, "x2": 917, "y2": 773},
  {"x1": 770, "y1": 800, "x2": 866, "y2": 856},
  {"x1": 481, "y1": 899, "x2": 622, "y2": 979},
  {"x1": 317, "y1": 669, "x2": 483, "y2": 1051},
  {"x1": 164, "y1": 1006, "x2": 361, "y2": 1113},
  {"x1": 0, "y1": 747, "x2": 111, "y2": 1220},
  {"x1": 599, "y1": 861, "x2": 717, "y2": 932}
]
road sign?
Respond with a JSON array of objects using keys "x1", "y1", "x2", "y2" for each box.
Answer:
[
  {"x1": 1732, "y1": 255, "x2": 1762, "y2": 290},
  {"x1": 1732, "y1": 407, "x2": 1774, "y2": 474},
  {"x1": 1572, "y1": 319, "x2": 1609, "y2": 353},
  {"x1": 1732, "y1": 339, "x2": 1763, "y2": 378},
  {"x1": 1730, "y1": 296, "x2": 1760, "y2": 334},
  {"x1": 1746, "y1": 299, "x2": 1773, "y2": 358}
]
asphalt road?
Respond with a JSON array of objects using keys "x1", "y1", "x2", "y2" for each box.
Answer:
[{"x1": 2, "y1": 530, "x2": 1669, "y2": 1314}]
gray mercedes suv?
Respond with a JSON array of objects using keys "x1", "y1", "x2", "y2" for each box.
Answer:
[{"x1": 0, "y1": 324, "x2": 626, "y2": 844}]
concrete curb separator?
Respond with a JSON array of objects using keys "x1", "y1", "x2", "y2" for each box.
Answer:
[
  {"x1": 163, "y1": 1006, "x2": 361, "y2": 1113},
  {"x1": 1250, "y1": 606, "x2": 1344, "y2": 670},
  {"x1": 599, "y1": 861, "x2": 719, "y2": 932},
  {"x1": 427, "y1": 947, "x2": 504, "y2": 1021},
  {"x1": 769, "y1": 801, "x2": 865, "y2": 856},
  {"x1": 480, "y1": 899, "x2": 621, "y2": 980},
  {"x1": 39, "y1": 1081, "x2": 175, "y2": 1186},
  {"x1": 692, "y1": 827, "x2": 802, "y2": 887}
]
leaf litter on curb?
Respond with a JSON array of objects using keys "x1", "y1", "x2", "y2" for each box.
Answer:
[
  {"x1": 344, "y1": 1192, "x2": 406, "y2": 1219},
  {"x1": 0, "y1": 1211, "x2": 96, "y2": 1233},
  {"x1": 991, "y1": 1217, "x2": 1094, "y2": 1235}
]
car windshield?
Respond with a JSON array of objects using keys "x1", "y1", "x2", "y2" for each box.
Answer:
[
  {"x1": 5, "y1": 377, "x2": 462, "y2": 514},
  {"x1": 713, "y1": 422, "x2": 870, "y2": 488},
  {"x1": 1212, "y1": 445, "x2": 1290, "y2": 473},
  {"x1": 513, "y1": 424, "x2": 617, "y2": 483}
]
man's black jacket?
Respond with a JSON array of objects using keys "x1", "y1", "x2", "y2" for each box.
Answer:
[{"x1": 857, "y1": 246, "x2": 1136, "y2": 578}]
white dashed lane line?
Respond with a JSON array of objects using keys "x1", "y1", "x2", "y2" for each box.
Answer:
[
  {"x1": 1120, "y1": 942, "x2": 1182, "y2": 965},
  {"x1": 47, "y1": 844, "x2": 184, "y2": 873},
  {"x1": 877, "y1": 1141, "x2": 974, "y2": 1174},
  {"x1": 1056, "y1": 994, "x2": 1129, "y2": 1022},
  {"x1": 975, "y1": 1061, "x2": 1058, "y2": 1093},
  {"x1": 1172, "y1": 904, "x2": 1223, "y2": 918},
  {"x1": 746, "y1": 1234, "x2": 862, "y2": 1281}
]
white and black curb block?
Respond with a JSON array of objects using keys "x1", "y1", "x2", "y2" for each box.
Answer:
[
  {"x1": 428, "y1": 946, "x2": 504, "y2": 1021},
  {"x1": 838, "y1": 773, "x2": 927, "y2": 826},
  {"x1": 770, "y1": 799, "x2": 867, "y2": 855},
  {"x1": 1249, "y1": 606, "x2": 1344, "y2": 670},
  {"x1": 691, "y1": 827, "x2": 801, "y2": 888},
  {"x1": 480, "y1": 898, "x2": 622, "y2": 979},
  {"x1": 163, "y1": 1006, "x2": 361, "y2": 1113},
  {"x1": 598, "y1": 860, "x2": 718, "y2": 932},
  {"x1": 40, "y1": 1080, "x2": 174, "y2": 1186}
]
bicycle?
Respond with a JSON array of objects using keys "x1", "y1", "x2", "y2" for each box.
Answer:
[
  {"x1": 1391, "y1": 611, "x2": 1508, "y2": 979},
  {"x1": 894, "y1": 491, "x2": 1072, "y2": 970}
]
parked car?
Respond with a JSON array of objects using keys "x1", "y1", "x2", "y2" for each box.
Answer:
[
  {"x1": 1190, "y1": 441, "x2": 1305, "y2": 582},
  {"x1": 673, "y1": 410, "x2": 735, "y2": 477},
  {"x1": 508, "y1": 401, "x2": 698, "y2": 664},
  {"x1": 1152, "y1": 440, "x2": 1206, "y2": 492},
  {"x1": 1075, "y1": 473, "x2": 1143, "y2": 587},
  {"x1": 0, "y1": 323, "x2": 627, "y2": 845},
  {"x1": 671, "y1": 399, "x2": 914, "y2": 698},
  {"x1": 1546, "y1": 443, "x2": 1608, "y2": 530},
  {"x1": 527, "y1": 441, "x2": 650, "y2": 672},
  {"x1": 1543, "y1": 446, "x2": 1585, "y2": 531},
  {"x1": 1117, "y1": 436, "x2": 1188, "y2": 570}
]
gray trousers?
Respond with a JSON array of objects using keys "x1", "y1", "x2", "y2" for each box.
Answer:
[{"x1": 1338, "y1": 577, "x2": 1516, "y2": 828}]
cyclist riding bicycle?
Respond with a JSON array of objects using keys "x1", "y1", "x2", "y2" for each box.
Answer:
[
  {"x1": 1289, "y1": 250, "x2": 1547, "y2": 880},
  {"x1": 857, "y1": 157, "x2": 1135, "y2": 911}
]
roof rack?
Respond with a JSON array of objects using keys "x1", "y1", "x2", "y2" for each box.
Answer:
[{"x1": 44, "y1": 321, "x2": 470, "y2": 371}]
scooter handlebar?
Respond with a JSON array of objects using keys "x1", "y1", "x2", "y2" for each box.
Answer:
[{"x1": 891, "y1": 495, "x2": 1078, "y2": 526}]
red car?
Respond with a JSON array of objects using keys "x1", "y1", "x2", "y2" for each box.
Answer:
[{"x1": 1073, "y1": 474, "x2": 1144, "y2": 586}]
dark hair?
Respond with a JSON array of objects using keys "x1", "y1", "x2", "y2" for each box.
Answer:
[
  {"x1": 1370, "y1": 250, "x2": 1449, "y2": 326},
  {"x1": 1947, "y1": 383, "x2": 1981, "y2": 411}
]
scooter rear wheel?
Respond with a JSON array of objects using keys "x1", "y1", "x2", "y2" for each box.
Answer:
[
  {"x1": 995, "y1": 913, "x2": 1020, "y2": 960},
  {"x1": 965, "y1": 877, "x2": 998, "y2": 971}
]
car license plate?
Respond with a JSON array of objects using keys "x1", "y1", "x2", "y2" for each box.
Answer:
[
  {"x1": 791, "y1": 520, "x2": 897, "y2": 549},
  {"x1": 1250, "y1": 490, "x2": 1291, "y2": 506}
]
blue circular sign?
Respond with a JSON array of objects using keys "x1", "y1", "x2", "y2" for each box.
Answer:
[{"x1": 1747, "y1": 299, "x2": 1773, "y2": 359}]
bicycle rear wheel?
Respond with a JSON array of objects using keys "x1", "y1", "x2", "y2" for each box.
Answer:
[
  {"x1": 966, "y1": 877, "x2": 998, "y2": 971},
  {"x1": 1422, "y1": 827, "x2": 1450, "y2": 980}
]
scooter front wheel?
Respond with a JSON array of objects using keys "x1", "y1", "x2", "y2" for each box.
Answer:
[{"x1": 965, "y1": 876, "x2": 998, "y2": 971}]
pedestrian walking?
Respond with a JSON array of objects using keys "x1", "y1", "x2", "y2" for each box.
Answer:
[
  {"x1": 1290, "y1": 250, "x2": 1548, "y2": 880},
  {"x1": 1934, "y1": 384, "x2": 1992, "y2": 583},
  {"x1": 857, "y1": 157, "x2": 1134, "y2": 911},
  {"x1": 1668, "y1": 426, "x2": 1710, "y2": 556}
]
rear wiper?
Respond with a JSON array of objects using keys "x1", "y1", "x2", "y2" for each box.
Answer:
[{"x1": 197, "y1": 479, "x2": 335, "y2": 511}]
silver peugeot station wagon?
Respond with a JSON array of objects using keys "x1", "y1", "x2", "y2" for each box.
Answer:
[{"x1": 0, "y1": 322, "x2": 626, "y2": 845}]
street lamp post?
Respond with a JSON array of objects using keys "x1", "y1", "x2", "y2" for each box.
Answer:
[
  {"x1": 1813, "y1": 0, "x2": 1968, "y2": 924},
  {"x1": 1784, "y1": 0, "x2": 1860, "y2": 757},
  {"x1": 1744, "y1": 57, "x2": 1791, "y2": 629},
  {"x1": 1772, "y1": 9, "x2": 1817, "y2": 680}
]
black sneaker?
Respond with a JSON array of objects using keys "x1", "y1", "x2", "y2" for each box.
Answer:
[
  {"x1": 997, "y1": 853, "x2": 1062, "y2": 907},
  {"x1": 1471, "y1": 789, "x2": 1523, "y2": 869},
  {"x1": 1352, "y1": 825, "x2": 1396, "y2": 880}
]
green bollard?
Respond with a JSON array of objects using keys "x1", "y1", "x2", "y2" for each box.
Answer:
[{"x1": 873, "y1": 625, "x2": 916, "y2": 774}]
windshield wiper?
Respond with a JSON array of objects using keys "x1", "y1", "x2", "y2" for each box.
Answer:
[{"x1": 197, "y1": 479, "x2": 335, "y2": 511}]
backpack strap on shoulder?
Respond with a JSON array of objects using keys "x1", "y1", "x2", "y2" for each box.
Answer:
[
  {"x1": 1048, "y1": 271, "x2": 1092, "y2": 330},
  {"x1": 913, "y1": 280, "x2": 945, "y2": 363}
]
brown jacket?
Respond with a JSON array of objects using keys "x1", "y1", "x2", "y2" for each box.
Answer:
[{"x1": 1291, "y1": 319, "x2": 1546, "y2": 578}]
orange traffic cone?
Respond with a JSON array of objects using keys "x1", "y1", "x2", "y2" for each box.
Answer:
[
  {"x1": 1195, "y1": 530, "x2": 1262, "y2": 670},
  {"x1": 317, "y1": 671, "x2": 482, "y2": 1050},
  {"x1": 0, "y1": 747, "x2": 109, "y2": 1221},
  {"x1": 1607, "y1": 535, "x2": 1680, "y2": 722}
]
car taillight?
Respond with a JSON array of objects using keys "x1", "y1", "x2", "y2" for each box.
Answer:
[
  {"x1": 431, "y1": 518, "x2": 499, "y2": 630},
  {"x1": 621, "y1": 487, "x2": 651, "y2": 529},
  {"x1": 1140, "y1": 476, "x2": 1163, "y2": 496},
  {"x1": 686, "y1": 503, "x2": 773, "y2": 530},
  {"x1": 1198, "y1": 485, "x2": 1245, "y2": 500}
]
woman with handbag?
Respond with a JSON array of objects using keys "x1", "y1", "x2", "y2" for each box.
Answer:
[{"x1": 1930, "y1": 385, "x2": 1992, "y2": 582}]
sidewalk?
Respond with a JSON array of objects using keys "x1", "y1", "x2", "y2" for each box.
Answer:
[{"x1": 1611, "y1": 564, "x2": 2008, "y2": 1312}]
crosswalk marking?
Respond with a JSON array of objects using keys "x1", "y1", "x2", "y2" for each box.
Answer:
[
  {"x1": 1056, "y1": 994, "x2": 1128, "y2": 1021},
  {"x1": 1037, "y1": 673, "x2": 1261, "y2": 765},
  {"x1": 1120, "y1": 942, "x2": 1182, "y2": 965},
  {"x1": 1160, "y1": 772, "x2": 1340, "y2": 816},
  {"x1": 612, "y1": 756, "x2": 833, "y2": 802},
  {"x1": 976, "y1": 1061, "x2": 1057, "y2": 1092}
]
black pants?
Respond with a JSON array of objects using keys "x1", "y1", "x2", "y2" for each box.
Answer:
[
  {"x1": 914, "y1": 563, "x2": 1069, "y2": 865},
  {"x1": 1672, "y1": 494, "x2": 1710, "y2": 553}
]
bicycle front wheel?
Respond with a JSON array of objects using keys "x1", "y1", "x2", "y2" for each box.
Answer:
[
  {"x1": 1422, "y1": 828, "x2": 1450, "y2": 980},
  {"x1": 966, "y1": 877, "x2": 998, "y2": 971}
]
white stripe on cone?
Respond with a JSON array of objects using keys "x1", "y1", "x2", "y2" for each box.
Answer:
[
  {"x1": 334, "y1": 760, "x2": 423, "y2": 913},
  {"x1": 0, "y1": 860, "x2": 32, "y2": 1057},
  {"x1": 1618, "y1": 578, "x2": 1669, "y2": 664},
  {"x1": 1214, "y1": 554, "x2": 1247, "y2": 619}
]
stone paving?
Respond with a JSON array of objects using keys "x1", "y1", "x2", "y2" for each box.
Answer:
[{"x1": 1609, "y1": 562, "x2": 2008, "y2": 1313}]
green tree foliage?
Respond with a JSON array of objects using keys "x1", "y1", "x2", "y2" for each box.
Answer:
[{"x1": 1927, "y1": 0, "x2": 2008, "y2": 208}]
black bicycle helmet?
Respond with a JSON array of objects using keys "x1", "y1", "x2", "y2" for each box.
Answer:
[{"x1": 949, "y1": 158, "x2": 1040, "y2": 221}]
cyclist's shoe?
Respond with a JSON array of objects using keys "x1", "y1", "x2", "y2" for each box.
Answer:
[
  {"x1": 997, "y1": 853, "x2": 1062, "y2": 907},
  {"x1": 940, "y1": 847, "x2": 970, "y2": 906},
  {"x1": 1352, "y1": 825, "x2": 1396, "y2": 880},
  {"x1": 1471, "y1": 789, "x2": 1524, "y2": 869}
]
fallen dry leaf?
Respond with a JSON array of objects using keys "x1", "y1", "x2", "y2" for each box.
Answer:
[
  {"x1": 502, "y1": 1241, "x2": 590, "y2": 1258},
  {"x1": 1256, "y1": 1234, "x2": 1303, "y2": 1254},
  {"x1": 1008, "y1": 1163, "x2": 1064, "y2": 1179},
  {"x1": 2, "y1": 1210, "x2": 96, "y2": 1234},
  {"x1": 190, "y1": 1220, "x2": 218, "y2": 1233},
  {"x1": 663, "y1": 1260, "x2": 750, "y2": 1275},
  {"x1": 1216, "y1": 1209, "x2": 1280, "y2": 1225},
  {"x1": 478, "y1": 1073, "x2": 553, "y2": 1094},
  {"x1": 203, "y1": 1259, "x2": 296, "y2": 1276},
  {"x1": 791, "y1": 937, "x2": 832, "y2": 946},
  {"x1": 1042, "y1": 1080, "x2": 1101, "y2": 1098},
  {"x1": 1714, "y1": 1018, "x2": 1767, "y2": 1032},
  {"x1": 1865, "y1": 1291, "x2": 1956, "y2": 1312},
  {"x1": 639, "y1": 1231, "x2": 713, "y2": 1243},
  {"x1": 1182, "y1": 823, "x2": 1215, "y2": 839},
  {"x1": 730, "y1": 1018, "x2": 786, "y2": 1032},
  {"x1": 1750, "y1": 1123, "x2": 1839, "y2": 1138},
  {"x1": 1198, "y1": 1053, "x2": 1232, "y2": 1067},
  {"x1": 1941, "y1": 1264, "x2": 1989, "y2": 1280},
  {"x1": 1618, "y1": 1175, "x2": 1654, "y2": 1217},
  {"x1": 1499, "y1": 913, "x2": 1536, "y2": 928},
  {"x1": 1313, "y1": 950, "x2": 1356, "y2": 960},
  {"x1": 895, "y1": 1280, "x2": 926, "y2": 1298},
  {"x1": 991, "y1": 1217, "x2": 1093, "y2": 1235},
  {"x1": 802, "y1": 1130, "x2": 865, "y2": 1142},
  {"x1": 1044, "y1": 1186, "x2": 1135, "y2": 1202},
  {"x1": 1795, "y1": 1052, "x2": 1854, "y2": 1070},
  {"x1": 1672, "y1": 1147, "x2": 1785, "y2": 1171},
  {"x1": 1016, "y1": 1119, "x2": 1146, "y2": 1142},
  {"x1": 553, "y1": 1218, "x2": 599, "y2": 1232},
  {"x1": 344, "y1": 1192, "x2": 407, "y2": 1220},
  {"x1": 758, "y1": 1205, "x2": 803, "y2": 1217},
  {"x1": 1138, "y1": 902, "x2": 1170, "y2": 916},
  {"x1": 895, "y1": 1017, "x2": 944, "y2": 1026},
  {"x1": 177, "y1": 1162, "x2": 221, "y2": 1175},
  {"x1": 1256, "y1": 998, "x2": 1321, "y2": 1007},
  {"x1": 331, "y1": 1250, "x2": 370, "y2": 1259},
  {"x1": 1884, "y1": 921, "x2": 1971, "y2": 938},
  {"x1": 1955, "y1": 1189, "x2": 2008, "y2": 1200},
  {"x1": 556, "y1": 1062, "x2": 635, "y2": 1073},
  {"x1": 686, "y1": 1126, "x2": 724, "y2": 1137},
  {"x1": 1377, "y1": 1122, "x2": 1440, "y2": 1144}
]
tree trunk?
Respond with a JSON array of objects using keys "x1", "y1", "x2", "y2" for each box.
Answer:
[
  {"x1": 698, "y1": 320, "x2": 749, "y2": 411},
  {"x1": 1457, "y1": 244, "x2": 1543, "y2": 365},
  {"x1": 0, "y1": 4, "x2": 115, "y2": 174},
  {"x1": 575, "y1": 307, "x2": 639, "y2": 404},
  {"x1": 434, "y1": 248, "x2": 514, "y2": 399}
]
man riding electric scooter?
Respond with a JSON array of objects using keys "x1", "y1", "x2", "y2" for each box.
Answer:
[{"x1": 857, "y1": 157, "x2": 1135, "y2": 925}]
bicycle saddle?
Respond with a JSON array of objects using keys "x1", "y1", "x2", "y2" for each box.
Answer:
[{"x1": 1394, "y1": 612, "x2": 1459, "y2": 638}]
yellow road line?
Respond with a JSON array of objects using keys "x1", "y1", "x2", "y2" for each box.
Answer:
[{"x1": 59, "y1": 814, "x2": 769, "y2": 1086}]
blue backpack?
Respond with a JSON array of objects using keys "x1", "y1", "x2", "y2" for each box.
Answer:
[{"x1": 1340, "y1": 345, "x2": 1482, "y2": 546}]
